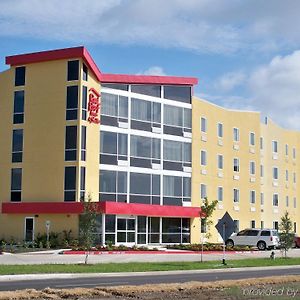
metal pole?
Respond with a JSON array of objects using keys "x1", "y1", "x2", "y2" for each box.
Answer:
[
  {"x1": 222, "y1": 222, "x2": 226, "y2": 265},
  {"x1": 201, "y1": 232, "x2": 204, "y2": 262}
]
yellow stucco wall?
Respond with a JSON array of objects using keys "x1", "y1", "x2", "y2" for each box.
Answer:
[
  {"x1": 0, "y1": 58, "x2": 100, "y2": 242},
  {"x1": 191, "y1": 98, "x2": 300, "y2": 243},
  {"x1": 260, "y1": 118, "x2": 300, "y2": 231}
]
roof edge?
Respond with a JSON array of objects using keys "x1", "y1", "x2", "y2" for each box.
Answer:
[{"x1": 101, "y1": 73, "x2": 198, "y2": 85}]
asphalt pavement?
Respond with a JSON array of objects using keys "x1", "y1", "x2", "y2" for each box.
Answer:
[{"x1": 0, "y1": 266, "x2": 299, "y2": 291}]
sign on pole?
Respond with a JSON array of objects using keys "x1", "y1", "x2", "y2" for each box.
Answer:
[{"x1": 215, "y1": 212, "x2": 235, "y2": 265}]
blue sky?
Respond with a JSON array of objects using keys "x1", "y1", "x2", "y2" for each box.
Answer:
[{"x1": 1, "y1": 0, "x2": 300, "y2": 129}]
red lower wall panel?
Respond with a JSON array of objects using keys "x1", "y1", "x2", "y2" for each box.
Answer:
[{"x1": 1, "y1": 202, "x2": 201, "y2": 217}]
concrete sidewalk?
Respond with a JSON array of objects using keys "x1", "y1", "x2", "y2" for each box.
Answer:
[{"x1": 0, "y1": 248, "x2": 299, "y2": 265}]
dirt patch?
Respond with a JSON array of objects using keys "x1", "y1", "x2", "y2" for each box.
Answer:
[{"x1": 0, "y1": 275, "x2": 299, "y2": 299}]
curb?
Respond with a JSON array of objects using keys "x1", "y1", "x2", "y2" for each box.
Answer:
[
  {"x1": 61, "y1": 250, "x2": 259, "y2": 255},
  {"x1": 0, "y1": 265, "x2": 299, "y2": 282}
]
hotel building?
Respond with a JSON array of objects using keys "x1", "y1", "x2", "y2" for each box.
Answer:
[{"x1": 0, "y1": 46, "x2": 299, "y2": 245}]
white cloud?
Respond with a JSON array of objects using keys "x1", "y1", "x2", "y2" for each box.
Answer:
[
  {"x1": 248, "y1": 51, "x2": 300, "y2": 129},
  {"x1": 1, "y1": 0, "x2": 300, "y2": 54},
  {"x1": 214, "y1": 71, "x2": 246, "y2": 92},
  {"x1": 138, "y1": 66, "x2": 166, "y2": 76},
  {"x1": 205, "y1": 50, "x2": 300, "y2": 129}
]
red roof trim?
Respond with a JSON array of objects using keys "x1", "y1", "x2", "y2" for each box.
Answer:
[
  {"x1": 5, "y1": 46, "x2": 198, "y2": 86},
  {"x1": 5, "y1": 46, "x2": 102, "y2": 82},
  {"x1": 2, "y1": 202, "x2": 201, "y2": 217},
  {"x1": 101, "y1": 73, "x2": 198, "y2": 85}
]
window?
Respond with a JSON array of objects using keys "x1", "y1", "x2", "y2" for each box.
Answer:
[
  {"x1": 132, "y1": 135, "x2": 160, "y2": 159},
  {"x1": 234, "y1": 220, "x2": 239, "y2": 233},
  {"x1": 131, "y1": 84, "x2": 161, "y2": 98},
  {"x1": 66, "y1": 86, "x2": 78, "y2": 120},
  {"x1": 65, "y1": 126, "x2": 77, "y2": 161},
  {"x1": 272, "y1": 140, "x2": 278, "y2": 153},
  {"x1": 250, "y1": 132, "x2": 255, "y2": 146},
  {"x1": 286, "y1": 196, "x2": 289, "y2": 207},
  {"x1": 273, "y1": 167, "x2": 278, "y2": 180},
  {"x1": 217, "y1": 154, "x2": 223, "y2": 169},
  {"x1": 260, "y1": 137, "x2": 263, "y2": 150},
  {"x1": 201, "y1": 117, "x2": 207, "y2": 133},
  {"x1": 12, "y1": 129, "x2": 23, "y2": 163},
  {"x1": 201, "y1": 218, "x2": 206, "y2": 233},
  {"x1": 131, "y1": 98, "x2": 160, "y2": 124},
  {"x1": 261, "y1": 230, "x2": 270, "y2": 236},
  {"x1": 200, "y1": 150, "x2": 207, "y2": 166},
  {"x1": 217, "y1": 187, "x2": 223, "y2": 201},
  {"x1": 82, "y1": 63, "x2": 88, "y2": 81},
  {"x1": 293, "y1": 147, "x2": 296, "y2": 159},
  {"x1": 250, "y1": 190, "x2": 256, "y2": 204},
  {"x1": 100, "y1": 131, "x2": 128, "y2": 163},
  {"x1": 261, "y1": 221, "x2": 264, "y2": 229},
  {"x1": 217, "y1": 123, "x2": 223, "y2": 138},
  {"x1": 164, "y1": 85, "x2": 191, "y2": 103},
  {"x1": 100, "y1": 170, "x2": 128, "y2": 202},
  {"x1": 82, "y1": 86, "x2": 87, "y2": 120},
  {"x1": 102, "y1": 93, "x2": 129, "y2": 119},
  {"x1": 273, "y1": 194, "x2": 279, "y2": 207},
  {"x1": 200, "y1": 184, "x2": 207, "y2": 199},
  {"x1": 81, "y1": 126, "x2": 86, "y2": 161},
  {"x1": 285, "y1": 144, "x2": 289, "y2": 156},
  {"x1": 294, "y1": 222, "x2": 297, "y2": 233},
  {"x1": 260, "y1": 192, "x2": 264, "y2": 205},
  {"x1": 250, "y1": 161, "x2": 255, "y2": 175},
  {"x1": 64, "y1": 166, "x2": 76, "y2": 201},
  {"x1": 294, "y1": 197, "x2": 297, "y2": 208},
  {"x1": 233, "y1": 128, "x2": 239, "y2": 142},
  {"x1": 67, "y1": 60, "x2": 79, "y2": 81},
  {"x1": 11, "y1": 168, "x2": 22, "y2": 202},
  {"x1": 233, "y1": 189, "x2": 239, "y2": 203},
  {"x1": 293, "y1": 172, "x2": 296, "y2": 183},
  {"x1": 15, "y1": 66, "x2": 26, "y2": 86},
  {"x1": 164, "y1": 105, "x2": 191, "y2": 129},
  {"x1": 273, "y1": 221, "x2": 279, "y2": 230},
  {"x1": 233, "y1": 158, "x2": 239, "y2": 172},
  {"x1": 163, "y1": 140, "x2": 191, "y2": 163},
  {"x1": 286, "y1": 170, "x2": 289, "y2": 181},
  {"x1": 101, "y1": 83, "x2": 129, "y2": 91},
  {"x1": 13, "y1": 91, "x2": 24, "y2": 124},
  {"x1": 251, "y1": 220, "x2": 256, "y2": 229},
  {"x1": 260, "y1": 165, "x2": 264, "y2": 177},
  {"x1": 163, "y1": 175, "x2": 191, "y2": 205},
  {"x1": 80, "y1": 167, "x2": 86, "y2": 201}
]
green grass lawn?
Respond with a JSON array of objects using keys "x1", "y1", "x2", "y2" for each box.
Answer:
[{"x1": 0, "y1": 257, "x2": 300, "y2": 275}]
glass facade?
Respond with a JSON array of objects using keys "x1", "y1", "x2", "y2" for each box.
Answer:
[{"x1": 97, "y1": 83, "x2": 193, "y2": 245}]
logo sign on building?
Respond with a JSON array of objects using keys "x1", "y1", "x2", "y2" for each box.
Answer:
[
  {"x1": 215, "y1": 211, "x2": 235, "y2": 242},
  {"x1": 88, "y1": 87, "x2": 101, "y2": 124}
]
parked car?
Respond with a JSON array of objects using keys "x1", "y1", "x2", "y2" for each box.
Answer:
[
  {"x1": 225, "y1": 228, "x2": 279, "y2": 250},
  {"x1": 293, "y1": 235, "x2": 300, "y2": 248}
]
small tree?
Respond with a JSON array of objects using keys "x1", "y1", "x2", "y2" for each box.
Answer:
[
  {"x1": 200, "y1": 197, "x2": 218, "y2": 240},
  {"x1": 279, "y1": 211, "x2": 295, "y2": 258},
  {"x1": 79, "y1": 194, "x2": 98, "y2": 250}
]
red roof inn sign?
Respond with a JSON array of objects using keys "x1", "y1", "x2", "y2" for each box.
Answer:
[{"x1": 88, "y1": 88, "x2": 101, "y2": 124}]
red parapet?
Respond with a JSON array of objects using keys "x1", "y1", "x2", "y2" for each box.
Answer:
[
  {"x1": 6, "y1": 46, "x2": 102, "y2": 82},
  {"x1": 5, "y1": 46, "x2": 198, "y2": 86},
  {"x1": 101, "y1": 73, "x2": 198, "y2": 86}
]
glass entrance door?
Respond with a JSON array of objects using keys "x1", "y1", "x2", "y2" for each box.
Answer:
[{"x1": 116, "y1": 217, "x2": 136, "y2": 245}]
